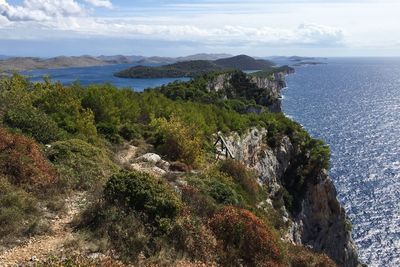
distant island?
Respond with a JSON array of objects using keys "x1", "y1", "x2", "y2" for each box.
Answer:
[
  {"x1": 0, "y1": 53, "x2": 233, "y2": 72},
  {"x1": 0, "y1": 56, "x2": 109, "y2": 72},
  {"x1": 115, "y1": 55, "x2": 276, "y2": 78}
]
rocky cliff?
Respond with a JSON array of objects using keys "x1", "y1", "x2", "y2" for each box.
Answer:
[
  {"x1": 223, "y1": 128, "x2": 360, "y2": 267},
  {"x1": 206, "y1": 70, "x2": 292, "y2": 113}
]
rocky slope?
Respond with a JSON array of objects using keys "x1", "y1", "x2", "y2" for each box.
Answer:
[
  {"x1": 206, "y1": 68, "x2": 293, "y2": 112},
  {"x1": 223, "y1": 128, "x2": 360, "y2": 267}
]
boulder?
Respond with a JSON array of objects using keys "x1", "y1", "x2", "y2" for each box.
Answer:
[{"x1": 136, "y1": 153, "x2": 162, "y2": 164}]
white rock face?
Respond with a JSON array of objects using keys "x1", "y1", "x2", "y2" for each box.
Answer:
[{"x1": 223, "y1": 128, "x2": 360, "y2": 267}]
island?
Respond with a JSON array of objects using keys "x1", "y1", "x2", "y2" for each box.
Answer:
[{"x1": 114, "y1": 55, "x2": 276, "y2": 78}]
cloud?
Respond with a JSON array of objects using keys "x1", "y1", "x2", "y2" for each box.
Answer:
[
  {"x1": 84, "y1": 0, "x2": 113, "y2": 9},
  {"x1": 112, "y1": 23, "x2": 344, "y2": 46},
  {"x1": 0, "y1": 0, "x2": 344, "y2": 49},
  {"x1": 0, "y1": 0, "x2": 85, "y2": 21}
]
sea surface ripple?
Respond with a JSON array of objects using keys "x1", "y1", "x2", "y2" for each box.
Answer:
[{"x1": 283, "y1": 58, "x2": 400, "y2": 266}]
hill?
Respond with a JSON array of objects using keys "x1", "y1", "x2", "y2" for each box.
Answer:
[
  {"x1": 214, "y1": 54, "x2": 275, "y2": 70},
  {"x1": 115, "y1": 60, "x2": 224, "y2": 78},
  {"x1": 0, "y1": 53, "x2": 233, "y2": 72},
  {"x1": 0, "y1": 56, "x2": 109, "y2": 71},
  {"x1": 115, "y1": 55, "x2": 276, "y2": 78}
]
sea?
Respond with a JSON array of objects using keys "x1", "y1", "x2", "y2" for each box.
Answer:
[
  {"x1": 21, "y1": 58, "x2": 399, "y2": 266},
  {"x1": 21, "y1": 63, "x2": 190, "y2": 91},
  {"x1": 283, "y1": 58, "x2": 400, "y2": 267}
]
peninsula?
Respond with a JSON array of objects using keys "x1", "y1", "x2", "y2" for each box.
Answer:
[{"x1": 115, "y1": 55, "x2": 275, "y2": 78}]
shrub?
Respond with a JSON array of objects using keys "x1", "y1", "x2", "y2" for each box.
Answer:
[
  {"x1": 4, "y1": 104, "x2": 63, "y2": 144},
  {"x1": 96, "y1": 122, "x2": 123, "y2": 144},
  {"x1": 170, "y1": 214, "x2": 217, "y2": 262},
  {"x1": 151, "y1": 115, "x2": 204, "y2": 168},
  {"x1": 181, "y1": 185, "x2": 217, "y2": 218},
  {"x1": 186, "y1": 171, "x2": 244, "y2": 206},
  {"x1": 0, "y1": 127, "x2": 57, "y2": 189},
  {"x1": 219, "y1": 159, "x2": 260, "y2": 202},
  {"x1": 0, "y1": 177, "x2": 39, "y2": 239},
  {"x1": 209, "y1": 206, "x2": 283, "y2": 266},
  {"x1": 46, "y1": 139, "x2": 118, "y2": 190},
  {"x1": 33, "y1": 82, "x2": 98, "y2": 140},
  {"x1": 104, "y1": 171, "x2": 182, "y2": 231},
  {"x1": 307, "y1": 139, "x2": 331, "y2": 172},
  {"x1": 106, "y1": 210, "x2": 151, "y2": 262},
  {"x1": 287, "y1": 245, "x2": 337, "y2": 267},
  {"x1": 119, "y1": 124, "x2": 141, "y2": 141}
]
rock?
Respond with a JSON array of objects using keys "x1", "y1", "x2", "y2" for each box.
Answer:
[
  {"x1": 88, "y1": 252, "x2": 105, "y2": 260},
  {"x1": 156, "y1": 160, "x2": 171, "y2": 171},
  {"x1": 116, "y1": 145, "x2": 138, "y2": 164},
  {"x1": 223, "y1": 127, "x2": 360, "y2": 266},
  {"x1": 136, "y1": 153, "x2": 162, "y2": 164},
  {"x1": 206, "y1": 71, "x2": 290, "y2": 113},
  {"x1": 152, "y1": 166, "x2": 167, "y2": 176}
]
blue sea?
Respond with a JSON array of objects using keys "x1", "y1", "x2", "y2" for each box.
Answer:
[
  {"x1": 21, "y1": 63, "x2": 190, "y2": 91},
  {"x1": 21, "y1": 58, "x2": 399, "y2": 266},
  {"x1": 283, "y1": 58, "x2": 400, "y2": 267}
]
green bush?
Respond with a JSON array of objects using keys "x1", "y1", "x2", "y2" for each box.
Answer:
[
  {"x1": 185, "y1": 171, "x2": 244, "y2": 206},
  {"x1": 46, "y1": 139, "x2": 118, "y2": 190},
  {"x1": 104, "y1": 171, "x2": 182, "y2": 231},
  {"x1": 151, "y1": 115, "x2": 205, "y2": 168},
  {"x1": 219, "y1": 159, "x2": 260, "y2": 202},
  {"x1": 0, "y1": 177, "x2": 40, "y2": 239},
  {"x1": 119, "y1": 124, "x2": 141, "y2": 141},
  {"x1": 33, "y1": 82, "x2": 98, "y2": 140},
  {"x1": 96, "y1": 122, "x2": 123, "y2": 144},
  {"x1": 4, "y1": 104, "x2": 63, "y2": 144}
]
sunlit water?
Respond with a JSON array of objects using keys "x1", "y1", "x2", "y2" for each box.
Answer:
[
  {"x1": 21, "y1": 63, "x2": 189, "y2": 91},
  {"x1": 283, "y1": 58, "x2": 400, "y2": 266}
]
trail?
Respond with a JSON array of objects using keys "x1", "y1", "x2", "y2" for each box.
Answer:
[{"x1": 0, "y1": 193, "x2": 86, "y2": 266}]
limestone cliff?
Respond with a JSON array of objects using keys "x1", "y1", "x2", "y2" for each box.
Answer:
[
  {"x1": 206, "y1": 70, "x2": 292, "y2": 113},
  {"x1": 223, "y1": 128, "x2": 360, "y2": 267}
]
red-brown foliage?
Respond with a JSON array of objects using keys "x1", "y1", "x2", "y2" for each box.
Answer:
[
  {"x1": 209, "y1": 206, "x2": 283, "y2": 267},
  {"x1": 0, "y1": 127, "x2": 57, "y2": 188},
  {"x1": 287, "y1": 245, "x2": 337, "y2": 267}
]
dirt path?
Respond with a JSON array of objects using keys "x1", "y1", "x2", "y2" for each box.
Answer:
[{"x1": 0, "y1": 193, "x2": 86, "y2": 266}]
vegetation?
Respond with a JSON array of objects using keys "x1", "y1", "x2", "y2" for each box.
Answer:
[
  {"x1": 115, "y1": 60, "x2": 224, "y2": 78},
  {"x1": 0, "y1": 74, "x2": 335, "y2": 266},
  {"x1": 104, "y1": 171, "x2": 182, "y2": 231},
  {"x1": 115, "y1": 55, "x2": 275, "y2": 79},
  {"x1": 46, "y1": 139, "x2": 118, "y2": 190},
  {"x1": 209, "y1": 206, "x2": 283, "y2": 266},
  {"x1": 151, "y1": 115, "x2": 205, "y2": 167},
  {"x1": 0, "y1": 127, "x2": 57, "y2": 190},
  {"x1": 0, "y1": 177, "x2": 41, "y2": 241}
]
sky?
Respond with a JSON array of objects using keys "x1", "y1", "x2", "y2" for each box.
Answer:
[{"x1": 0, "y1": 0, "x2": 399, "y2": 57}]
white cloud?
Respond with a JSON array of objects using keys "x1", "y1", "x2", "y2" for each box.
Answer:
[
  {"x1": 0, "y1": 0, "x2": 85, "y2": 21},
  {"x1": 84, "y1": 0, "x2": 112, "y2": 9}
]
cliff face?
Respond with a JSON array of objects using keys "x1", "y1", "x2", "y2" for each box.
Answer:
[
  {"x1": 224, "y1": 128, "x2": 360, "y2": 267},
  {"x1": 206, "y1": 71, "x2": 290, "y2": 113}
]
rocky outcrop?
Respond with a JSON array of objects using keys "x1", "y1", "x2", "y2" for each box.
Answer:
[
  {"x1": 223, "y1": 128, "x2": 360, "y2": 267},
  {"x1": 206, "y1": 71, "x2": 290, "y2": 113}
]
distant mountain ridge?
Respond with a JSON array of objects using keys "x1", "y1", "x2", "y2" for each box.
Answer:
[
  {"x1": 115, "y1": 55, "x2": 276, "y2": 78},
  {"x1": 0, "y1": 53, "x2": 233, "y2": 72},
  {"x1": 0, "y1": 56, "x2": 108, "y2": 71}
]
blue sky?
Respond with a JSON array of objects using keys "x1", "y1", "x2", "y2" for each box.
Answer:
[{"x1": 0, "y1": 0, "x2": 399, "y2": 57}]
